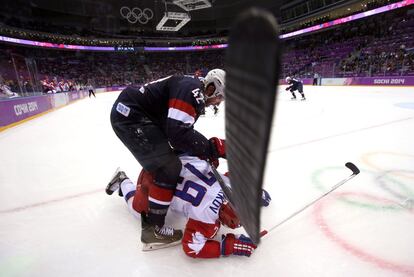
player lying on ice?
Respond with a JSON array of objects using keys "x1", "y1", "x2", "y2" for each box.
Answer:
[{"x1": 106, "y1": 154, "x2": 271, "y2": 258}]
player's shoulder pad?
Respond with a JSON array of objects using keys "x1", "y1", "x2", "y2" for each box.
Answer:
[
  {"x1": 180, "y1": 75, "x2": 204, "y2": 87},
  {"x1": 175, "y1": 76, "x2": 205, "y2": 106}
]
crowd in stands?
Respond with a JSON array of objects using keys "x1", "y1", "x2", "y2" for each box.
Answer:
[
  {"x1": 338, "y1": 12, "x2": 414, "y2": 77},
  {"x1": 0, "y1": 43, "x2": 226, "y2": 95},
  {"x1": 282, "y1": 0, "x2": 404, "y2": 31},
  {"x1": 0, "y1": 5, "x2": 413, "y2": 98},
  {"x1": 282, "y1": 6, "x2": 414, "y2": 78}
]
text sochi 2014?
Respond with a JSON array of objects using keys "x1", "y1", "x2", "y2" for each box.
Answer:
[
  {"x1": 373, "y1": 78, "x2": 405, "y2": 84},
  {"x1": 14, "y1": 102, "x2": 39, "y2": 116}
]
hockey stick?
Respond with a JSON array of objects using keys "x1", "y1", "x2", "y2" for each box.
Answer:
[
  {"x1": 261, "y1": 162, "x2": 360, "y2": 236},
  {"x1": 209, "y1": 160, "x2": 234, "y2": 201}
]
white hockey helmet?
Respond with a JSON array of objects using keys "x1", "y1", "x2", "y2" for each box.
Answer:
[
  {"x1": 203, "y1": 69, "x2": 226, "y2": 99},
  {"x1": 285, "y1": 76, "x2": 292, "y2": 83}
]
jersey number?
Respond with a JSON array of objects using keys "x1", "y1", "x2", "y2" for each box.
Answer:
[
  {"x1": 191, "y1": 88, "x2": 204, "y2": 104},
  {"x1": 175, "y1": 163, "x2": 216, "y2": 206}
]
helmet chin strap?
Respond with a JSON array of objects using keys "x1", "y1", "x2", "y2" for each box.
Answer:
[{"x1": 205, "y1": 92, "x2": 217, "y2": 100}]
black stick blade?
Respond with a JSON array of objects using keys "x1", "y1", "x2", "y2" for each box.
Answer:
[
  {"x1": 224, "y1": 7, "x2": 282, "y2": 244},
  {"x1": 345, "y1": 162, "x2": 360, "y2": 175}
]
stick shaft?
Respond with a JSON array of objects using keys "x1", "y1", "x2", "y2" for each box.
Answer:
[{"x1": 266, "y1": 172, "x2": 358, "y2": 234}]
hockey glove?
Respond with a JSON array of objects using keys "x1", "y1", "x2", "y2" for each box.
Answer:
[
  {"x1": 261, "y1": 189, "x2": 272, "y2": 207},
  {"x1": 208, "y1": 137, "x2": 226, "y2": 168},
  {"x1": 209, "y1": 137, "x2": 226, "y2": 159},
  {"x1": 221, "y1": 234, "x2": 257, "y2": 257},
  {"x1": 210, "y1": 158, "x2": 220, "y2": 169}
]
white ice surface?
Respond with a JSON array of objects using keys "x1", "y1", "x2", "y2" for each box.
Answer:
[{"x1": 0, "y1": 85, "x2": 413, "y2": 277}]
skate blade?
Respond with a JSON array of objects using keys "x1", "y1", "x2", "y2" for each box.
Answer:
[
  {"x1": 141, "y1": 240, "x2": 182, "y2": 251},
  {"x1": 105, "y1": 167, "x2": 121, "y2": 195}
]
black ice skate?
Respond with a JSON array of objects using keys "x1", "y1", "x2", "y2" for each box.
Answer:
[
  {"x1": 301, "y1": 97, "x2": 306, "y2": 101},
  {"x1": 105, "y1": 167, "x2": 128, "y2": 196}
]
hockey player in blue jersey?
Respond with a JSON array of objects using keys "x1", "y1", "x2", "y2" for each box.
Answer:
[
  {"x1": 109, "y1": 69, "x2": 226, "y2": 249},
  {"x1": 285, "y1": 76, "x2": 306, "y2": 100}
]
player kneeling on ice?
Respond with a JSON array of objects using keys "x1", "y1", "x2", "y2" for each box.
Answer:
[
  {"x1": 106, "y1": 155, "x2": 271, "y2": 257},
  {"x1": 285, "y1": 76, "x2": 306, "y2": 101},
  {"x1": 110, "y1": 69, "x2": 226, "y2": 249}
]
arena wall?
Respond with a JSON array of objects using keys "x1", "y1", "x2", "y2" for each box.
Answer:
[
  {"x1": 280, "y1": 77, "x2": 414, "y2": 86},
  {"x1": 0, "y1": 90, "x2": 88, "y2": 130},
  {"x1": 320, "y1": 76, "x2": 414, "y2": 86}
]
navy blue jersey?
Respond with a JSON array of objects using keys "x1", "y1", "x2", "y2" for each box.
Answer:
[
  {"x1": 287, "y1": 78, "x2": 302, "y2": 91},
  {"x1": 125, "y1": 76, "x2": 212, "y2": 157}
]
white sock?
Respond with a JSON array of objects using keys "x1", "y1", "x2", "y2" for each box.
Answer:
[
  {"x1": 120, "y1": 178, "x2": 135, "y2": 197},
  {"x1": 120, "y1": 179, "x2": 140, "y2": 219}
]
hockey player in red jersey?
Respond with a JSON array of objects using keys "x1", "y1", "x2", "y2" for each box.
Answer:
[
  {"x1": 106, "y1": 154, "x2": 271, "y2": 256},
  {"x1": 110, "y1": 69, "x2": 226, "y2": 248}
]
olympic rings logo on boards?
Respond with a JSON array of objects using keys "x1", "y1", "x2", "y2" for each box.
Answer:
[{"x1": 120, "y1": 7, "x2": 154, "y2": 24}]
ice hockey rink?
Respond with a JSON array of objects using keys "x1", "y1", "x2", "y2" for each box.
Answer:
[{"x1": 1, "y1": 85, "x2": 413, "y2": 277}]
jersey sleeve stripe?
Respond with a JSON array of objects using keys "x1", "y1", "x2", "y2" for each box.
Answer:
[
  {"x1": 169, "y1": 99, "x2": 196, "y2": 118},
  {"x1": 148, "y1": 196, "x2": 171, "y2": 206},
  {"x1": 168, "y1": 108, "x2": 195, "y2": 125}
]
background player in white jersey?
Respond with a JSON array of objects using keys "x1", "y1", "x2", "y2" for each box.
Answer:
[{"x1": 106, "y1": 155, "x2": 271, "y2": 257}]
